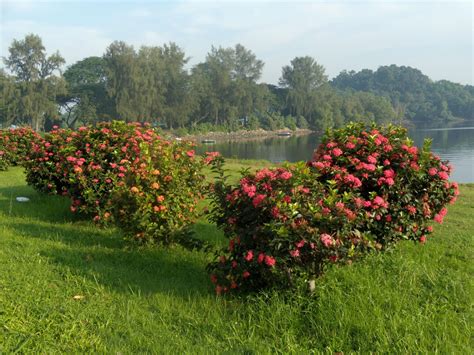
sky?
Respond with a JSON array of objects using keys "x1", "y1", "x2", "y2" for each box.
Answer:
[{"x1": 1, "y1": 0, "x2": 472, "y2": 85}]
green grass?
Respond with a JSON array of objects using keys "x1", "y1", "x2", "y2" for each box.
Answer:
[{"x1": 0, "y1": 165, "x2": 473, "y2": 353}]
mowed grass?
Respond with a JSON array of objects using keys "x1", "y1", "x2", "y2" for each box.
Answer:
[{"x1": 0, "y1": 163, "x2": 473, "y2": 353}]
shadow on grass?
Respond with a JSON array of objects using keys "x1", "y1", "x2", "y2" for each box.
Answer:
[
  {"x1": 191, "y1": 220, "x2": 226, "y2": 248},
  {"x1": 8, "y1": 220, "x2": 124, "y2": 249},
  {"x1": 42, "y1": 245, "x2": 210, "y2": 297},
  {"x1": 0, "y1": 185, "x2": 83, "y2": 224},
  {"x1": 7, "y1": 220, "x2": 212, "y2": 298}
]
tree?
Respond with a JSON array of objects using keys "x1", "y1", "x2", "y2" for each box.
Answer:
[
  {"x1": 3, "y1": 34, "x2": 66, "y2": 130},
  {"x1": 0, "y1": 70, "x2": 20, "y2": 128},
  {"x1": 103, "y1": 41, "x2": 140, "y2": 121},
  {"x1": 189, "y1": 44, "x2": 268, "y2": 128},
  {"x1": 279, "y1": 56, "x2": 328, "y2": 121},
  {"x1": 159, "y1": 43, "x2": 193, "y2": 129},
  {"x1": 60, "y1": 56, "x2": 113, "y2": 127},
  {"x1": 233, "y1": 44, "x2": 264, "y2": 81},
  {"x1": 103, "y1": 41, "x2": 194, "y2": 126}
]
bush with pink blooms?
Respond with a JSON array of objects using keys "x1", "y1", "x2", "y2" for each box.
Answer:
[
  {"x1": 207, "y1": 122, "x2": 458, "y2": 295},
  {"x1": 109, "y1": 143, "x2": 211, "y2": 245},
  {"x1": 0, "y1": 127, "x2": 42, "y2": 171},
  {"x1": 24, "y1": 121, "x2": 159, "y2": 219},
  {"x1": 23, "y1": 121, "x2": 210, "y2": 246},
  {"x1": 207, "y1": 158, "x2": 373, "y2": 294},
  {"x1": 311, "y1": 122, "x2": 458, "y2": 247}
]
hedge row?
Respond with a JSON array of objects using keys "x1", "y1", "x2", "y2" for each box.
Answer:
[{"x1": 2, "y1": 122, "x2": 458, "y2": 295}]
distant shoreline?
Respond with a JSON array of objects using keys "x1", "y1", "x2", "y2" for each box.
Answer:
[{"x1": 170, "y1": 128, "x2": 315, "y2": 143}]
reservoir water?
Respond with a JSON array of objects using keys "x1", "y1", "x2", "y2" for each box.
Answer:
[{"x1": 197, "y1": 121, "x2": 474, "y2": 183}]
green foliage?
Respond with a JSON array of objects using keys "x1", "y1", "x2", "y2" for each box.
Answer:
[
  {"x1": 279, "y1": 56, "x2": 328, "y2": 121},
  {"x1": 0, "y1": 70, "x2": 20, "y2": 128},
  {"x1": 260, "y1": 112, "x2": 286, "y2": 131},
  {"x1": 189, "y1": 44, "x2": 269, "y2": 128},
  {"x1": 284, "y1": 115, "x2": 297, "y2": 131},
  {"x1": 246, "y1": 114, "x2": 261, "y2": 130},
  {"x1": 296, "y1": 115, "x2": 309, "y2": 129}
]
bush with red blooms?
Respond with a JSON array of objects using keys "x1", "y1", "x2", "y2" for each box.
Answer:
[
  {"x1": 0, "y1": 127, "x2": 43, "y2": 171},
  {"x1": 24, "y1": 121, "x2": 209, "y2": 245},
  {"x1": 207, "y1": 123, "x2": 458, "y2": 295},
  {"x1": 109, "y1": 141, "x2": 210, "y2": 245},
  {"x1": 310, "y1": 122, "x2": 458, "y2": 247},
  {"x1": 24, "y1": 121, "x2": 157, "y2": 219},
  {"x1": 207, "y1": 157, "x2": 373, "y2": 294}
]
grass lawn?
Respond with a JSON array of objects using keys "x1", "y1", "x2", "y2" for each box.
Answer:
[{"x1": 0, "y1": 162, "x2": 472, "y2": 353}]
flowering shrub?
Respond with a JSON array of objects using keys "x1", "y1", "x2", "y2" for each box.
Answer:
[
  {"x1": 311, "y1": 122, "x2": 458, "y2": 247},
  {"x1": 208, "y1": 122, "x2": 458, "y2": 295},
  {"x1": 25, "y1": 121, "x2": 157, "y2": 218},
  {"x1": 207, "y1": 158, "x2": 373, "y2": 294},
  {"x1": 109, "y1": 141, "x2": 208, "y2": 245},
  {"x1": 24, "y1": 121, "x2": 209, "y2": 245},
  {"x1": 0, "y1": 127, "x2": 42, "y2": 170}
]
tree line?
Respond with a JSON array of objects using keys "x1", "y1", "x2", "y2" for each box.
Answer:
[{"x1": 1, "y1": 34, "x2": 472, "y2": 132}]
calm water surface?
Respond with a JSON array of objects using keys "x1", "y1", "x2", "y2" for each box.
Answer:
[{"x1": 197, "y1": 122, "x2": 474, "y2": 183}]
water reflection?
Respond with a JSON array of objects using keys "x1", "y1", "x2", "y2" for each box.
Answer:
[
  {"x1": 408, "y1": 123, "x2": 474, "y2": 183},
  {"x1": 196, "y1": 122, "x2": 474, "y2": 182},
  {"x1": 197, "y1": 134, "x2": 322, "y2": 163}
]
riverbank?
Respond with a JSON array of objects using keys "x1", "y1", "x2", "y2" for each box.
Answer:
[{"x1": 170, "y1": 128, "x2": 314, "y2": 143}]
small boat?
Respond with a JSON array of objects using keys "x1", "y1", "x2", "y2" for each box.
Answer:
[
  {"x1": 276, "y1": 131, "x2": 292, "y2": 137},
  {"x1": 201, "y1": 139, "x2": 216, "y2": 144}
]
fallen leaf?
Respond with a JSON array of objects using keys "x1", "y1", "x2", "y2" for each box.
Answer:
[{"x1": 73, "y1": 295, "x2": 85, "y2": 300}]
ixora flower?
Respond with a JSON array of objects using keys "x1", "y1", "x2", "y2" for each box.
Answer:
[
  {"x1": 279, "y1": 170, "x2": 293, "y2": 180},
  {"x1": 207, "y1": 123, "x2": 457, "y2": 295},
  {"x1": 245, "y1": 250, "x2": 254, "y2": 261},
  {"x1": 252, "y1": 194, "x2": 266, "y2": 208},
  {"x1": 204, "y1": 151, "x2": 220, "y2": 164},
  {"x1": 320, "y1": 233, "x2": 334, "y2": 248},
  {"x1": 290, "y1": 249, "x2": 300, "y2": 257},
  {"x1": 332, "y1": 148, "x2": 343, "y2": 157},
  {"x1": 264, "y1": 255, "x2": 276, "y2": 267}
]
